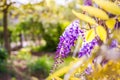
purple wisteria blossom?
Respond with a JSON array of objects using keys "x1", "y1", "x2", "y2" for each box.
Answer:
[
  {"x1": 85, "y1": 65, "x2": 93, "y2": 74},
  {"x1": 56, "y1": 20, "x2": 84, "y2": 59},
  {"x1": 84, "y1": 0, "x2": 92, "y2": 6},
  {"x1": 110, "y1": 39, "x2": 118, "y2": 48},
  {"x1": 78, "y1": 39, "x2": 98, "y2": 57}
]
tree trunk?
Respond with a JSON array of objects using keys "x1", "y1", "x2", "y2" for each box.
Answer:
[{"x1": 3, "y1": 1, "x2": 11, "y2": 54}]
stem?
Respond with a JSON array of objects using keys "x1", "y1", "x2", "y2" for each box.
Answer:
[{"x1": 73, "y1": 36, "x2": 82, "y2": 57}]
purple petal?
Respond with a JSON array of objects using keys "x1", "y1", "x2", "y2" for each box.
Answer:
[{"x1": 84, "y1": 0, "x2": 92, "y2": 6}]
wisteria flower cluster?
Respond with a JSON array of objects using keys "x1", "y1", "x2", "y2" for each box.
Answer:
[
  {"x1": 56, "y1": 20, "x2": 98, "y2": 60},
  {"x1": 56, "y1": 20, "x2": 85, "y2": 59}
]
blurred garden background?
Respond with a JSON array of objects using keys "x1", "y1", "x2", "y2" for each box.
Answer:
[
  {"x1": 0, "y1": 0, "x2": 81, "y2": 80},
  {"x1": 0, "y1": 0, "x2": 120, "y2": 80}
]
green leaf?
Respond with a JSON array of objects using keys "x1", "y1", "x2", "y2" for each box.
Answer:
[
  {"x1": 85, "y1": 29, "x2": 96, "y2": 42},
  {"x1": 79, "y1": 5, "x2": 109, "y2": 20},
  {"x1": 93, "y1": 0, "x2": 120, "y2": 15},
  {"x1": 96, "y1": 26, "x2": 107, "y2": 42},
  {"x1": 106, "y1": 19, "x2": 116, "y2": 30},
  {"x1": 72, "y1": 10, "x2": 97, "y2": 25}
]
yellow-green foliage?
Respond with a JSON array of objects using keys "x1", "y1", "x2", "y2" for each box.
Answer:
[
  {"x1": 79, "y1": 5, "x2": 109, "y2": 20},
  {"x1": 72, "y1": 10, "x2": 97, "y2": 25},
  {"x1": 85, "y1": 29, "x2": 95, "y2": 42},
  {"x1": 93, "y1": 0, "x2": 120, "y2": 15},
  {"x1": 72, "y1": 0, "x2": 120, "y2": 42},
  {"x1": 86, "y1": 61, "x2": 120, "y2": 80},
  {"x1": 96, "y1": 26, "x2": 107, "y2": 42},
  {"x1": 106, "y1": 19, "x2": 116, "y2": 30},
  {"x1": 47, "y1": 58, "x2": 82, "y2": 80},
  {"x1": 47, "y1": 58, "x2": 120, "y2": 80}
]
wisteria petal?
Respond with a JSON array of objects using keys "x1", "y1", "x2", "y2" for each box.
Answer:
[
  {"x1": 84, "y1": 0, "x2": 92, "y2": 6},
  {"x1": 78, "y1": 39, "x2": 98, "y2": 57},
  {"x1": 110, "y1": 39, "x2": 118, "y2": 48}
]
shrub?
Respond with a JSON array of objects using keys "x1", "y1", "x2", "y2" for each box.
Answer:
[
  {"x1": 0, "y1": 48, "x2": 8, "y2": 73},
  {"x1": 28, "y1": 55, "x2": 54, "y2": 78},
  {"x1": 16, "y1": 48, "x2": 31, "y2": 60}
]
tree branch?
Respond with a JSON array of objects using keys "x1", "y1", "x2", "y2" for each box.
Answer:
[
  {"x1": 6, "y1": 2, "x2": 16, "y2": 9},
  {"x1": 0, "y1": 1, "x2": 16, "y2": 14}
]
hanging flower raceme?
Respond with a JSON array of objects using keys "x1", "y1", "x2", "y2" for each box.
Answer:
[
  {"x1": 78, "y1": 39, "x2": 98, "y2": 57},
  {"x1": 55, "y1": 20, "x2": 84, "y2": 59},
  {"x1": 53, "y1": 20, "x2": 98, "y2": 74},
  {"x1": 84, "y1": 0, "x2": 92, "y2": 6},
  {"x1": 51, "y1": 20, "x2": 84, "y2": 73}
]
